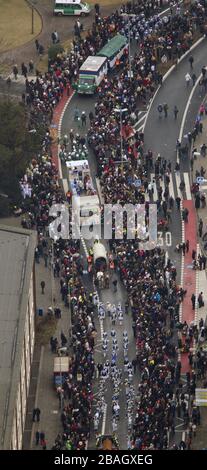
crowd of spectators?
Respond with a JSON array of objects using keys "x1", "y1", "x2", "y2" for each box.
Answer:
[{"x1": 16, "y1": 0, "x2": 207, "y2": 450}]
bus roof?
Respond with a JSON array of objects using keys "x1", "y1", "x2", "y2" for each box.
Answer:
[
  {"x1": 97, "y1": 34, "x2": 128, "y2": 60},
  {"x1": 79, "y1": 56, "x2": 107, "y2": 73}
]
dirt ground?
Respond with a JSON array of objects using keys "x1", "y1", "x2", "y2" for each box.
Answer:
[
  {"x1": 0, "y1": 0, "x2": 120, "y2": 76},
  {"x1": 0, "y1": 0, "x2": 41, "y2": 53}
]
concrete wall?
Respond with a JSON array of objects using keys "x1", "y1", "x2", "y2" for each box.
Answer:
[{"x1": 11, "y1": 269, "x2": 36, "y2": 450}]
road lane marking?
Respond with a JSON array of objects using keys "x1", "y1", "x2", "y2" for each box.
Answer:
[
  {"x1": 169, "y1": 175, "x2": 175, "y2": 200},
  {"x1": 183, "y1": 172, "x2": 192, "y2": 200},
  {"x1": 101, "y1": 404, "x2": 107, "y2": 436},
  {"x1": 159, "y1": 178, "x2": 165, "y2": 200},
  {"x1": 58, "y1": 91, "x2": 75, "y2": 178},
  {"x1": 62, "y1": 178, "x2": 69, "y2": 194},
  {"x1": 175, "y1": 172, "x2": 183, "y2": 200},
  {"x1": 177, "y1": 74, "x2": 202, "y2": 162},
  {"x1": 151, "y1": 173, "x2": 158, "y2": 201},
  {"x1": 134, "y1": 113, "x2": 146, "y2": 128}
]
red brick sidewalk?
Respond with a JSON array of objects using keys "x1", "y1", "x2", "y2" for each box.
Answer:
[{"x1": 50, "y1": 90, "x2": 73, "y2": 173}]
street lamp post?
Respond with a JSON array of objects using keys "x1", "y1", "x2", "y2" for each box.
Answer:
[
  {"x1": 114, "y1": 107, "x2": 128, "y2": 174},
  {"x1": 31, "y1": 2, "x2": 34, "y2": 35},
  {"x1": 128, "y1": 16, "x2": 132, "y2": 80}
]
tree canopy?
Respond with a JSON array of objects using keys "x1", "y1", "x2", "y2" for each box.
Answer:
[{"x1": 0, "y1": 101, "x2": 44, "y2": 215}]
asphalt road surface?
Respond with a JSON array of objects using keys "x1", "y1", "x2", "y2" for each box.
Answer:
[{"x1": 60, "y1": 28, "x2": 207, "y2": 453}]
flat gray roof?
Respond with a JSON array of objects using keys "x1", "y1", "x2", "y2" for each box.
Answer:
[
  {"x1": 80, "y1": 56, "x2": 107, "y2": 72},
  {"x1": 0, "y1": 225, "x2": 36, "y2": 449}
]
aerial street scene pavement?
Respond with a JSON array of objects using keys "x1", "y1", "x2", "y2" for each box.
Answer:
[{"x1": 1, "y1": 0, "x2": 207, "y2": 461}]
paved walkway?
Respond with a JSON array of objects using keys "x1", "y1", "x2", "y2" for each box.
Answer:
[
  {"x1": 185, "y1": 113, "x2": 207, "y2": 449},
  {"x1": 31, "y1": 257, "x2": 71, "y2": 450},
  {"x1": 191, "y1": 114, "x2": 207, "y2": 325},
  {"x1": 0, "y1": 216, "x2": 70, "y2": 449},
  {"x1": 0, "y1": 1, "x2": 115, "y2": 77},
  {"x1": 181, "y1": 198, "x2": 197, "y2": 373},
  {"x1": 23, "y1": 249, "x2": 72, "y2": 450},
  {"x1": 23, "y1": 87, "x2": 74, "y2": 449}
]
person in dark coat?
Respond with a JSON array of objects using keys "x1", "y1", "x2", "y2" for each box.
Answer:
[{"x1": 35, "y1": 431, "x2": 40, "y2": 445}]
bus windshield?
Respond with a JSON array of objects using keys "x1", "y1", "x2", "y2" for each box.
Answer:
[{"x1": 79, "y1": 77, "x2": 94, "y2": 85}]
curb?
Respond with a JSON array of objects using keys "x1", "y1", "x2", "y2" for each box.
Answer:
[
  {"x1": 30, "y1": 345, "x2": 44, "y2": 449},
  {"x1": 177, "y1": 73, "x2": 203, "y2": 163},
  {"x1": 0, "y1": 0, "x2": 44, "y2": 58},
  {"x1": 57, "y1": 91, "x2": 75, "y2": 179},
  {"x1": 143, "y1": 35, "x2": 205, "y2": 133}
]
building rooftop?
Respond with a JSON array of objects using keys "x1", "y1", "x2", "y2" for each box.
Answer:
[{"x1": 0, "y1": 225, "x2": 36, "y2": 449}]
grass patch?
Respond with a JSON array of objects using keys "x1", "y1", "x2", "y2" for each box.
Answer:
[
  {"x1": 36, "y1": 53, "x2": 48, "y2": 74},
  {"x1": 35, "y1": 314, "x2": 58, "y2": 345},
  {"x1": 0, "y1": 63, "x2": 10, "y2": 76},
  {"x1": 0, "y1": 0, "x2": 42, "y2": 53}
]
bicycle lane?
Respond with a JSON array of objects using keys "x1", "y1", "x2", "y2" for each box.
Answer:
[{"x1": 50, "y1": 89, "x2": 74, "y2": 177}]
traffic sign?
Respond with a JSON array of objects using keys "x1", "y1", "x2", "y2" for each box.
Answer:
[
  {"x1": 134, "y1": 179, "x2": 141, "y2": 187},
  {"x1": 161, "y1": 55, "x2": 167, "y2": 63},
  {"x1": 196, "y1": 176, "x2": 207, "y2": 184}
]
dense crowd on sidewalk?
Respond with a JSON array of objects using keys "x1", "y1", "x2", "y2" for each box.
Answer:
[
  {"x1": 15, "y1": 0, "x2": 207, "y2": 451},
  {"x1": 20, "y1": 146, "x2": 96, "y2": 450},
  {"x1": 22, "y1": 0, "x2": 207, "y2": 137}
]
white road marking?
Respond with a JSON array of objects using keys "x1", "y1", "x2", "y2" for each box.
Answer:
[
  {"x1": 101, "y1": 404, "x2": 107, "y2": 436},
  {"x1": 134, "y1": 113, "x2": 146, "y2": 128},
  {"x1": 62, "y1": 178, "x2": 69, "y2": 195},
  {"x1": 151, "y1": 173, "x2": 158, "y2": 201},
  {"x1": 58, "y1": 91, "x2": 75, "y2": 179},
  {"x1": 96, "y1": 177, "x2": 104, "y2": 204},
  {"x1": 137, "y1": 125, "x2": 144, "y2": 132},
  {"x1": 178, "y1": 198, "x2": 185, "y2": 361},
  {"x1": 159, "y1": 178, "x2": 165, "y2": 200},
  {"x1": 175, "y1": 172, "x2": 183, "y2": 200},
  {"x1": 183, "y1": 172, "x2": 192, "y2": 200},
  {"x1": 182, "y1": 431, "x2": 186, "y2": 442},
  {"x1": 194, "y1": 243, "x2": 200, "y2": 328},
  {"x1": 169, "y1": 175, "x2": 175, "y2": 199},
  {"x1": 177, "y1": 74, "x2": 202, "y2": 162}
]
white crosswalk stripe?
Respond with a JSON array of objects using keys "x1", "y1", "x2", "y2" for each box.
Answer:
[
  {"x1": 144, "y1": 172, "x2": 191, "y2": 202},
  {"x1": 169, "y1": 174, "x2": 175, "y2": 200},
  {"x1": 175, "y1": 172, "x2": 183, "y2": 200},
  {"x1": 151, "y1": 173, "x2": 158, "y2": 201},
  {"x1": 159, "y1": 178, "x2": 165, "y2": 200},
  {"x1": 134, "y1": 111, "x2": 147, "y2": 130},
  {"x1": 136, "y1": 114, "x2": 145, "y2": 124},
  {"x1": 183, "y1": 172, "x2": 192, "y2": 200},
  {"x1": 62, "y1": 178, "x2": 69, "y2": 195}
]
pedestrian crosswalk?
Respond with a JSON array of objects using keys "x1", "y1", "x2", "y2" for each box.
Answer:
[
  {"x1": 144, "y1": 172, "x2": 192, "y2": 201},
  {"x1": 133, "y1": 110, "x2": 147, "y2": 132}
]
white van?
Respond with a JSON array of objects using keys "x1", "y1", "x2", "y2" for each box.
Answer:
[{"x1": 54, "y1": 0, "x2": 91, "y2": 16}]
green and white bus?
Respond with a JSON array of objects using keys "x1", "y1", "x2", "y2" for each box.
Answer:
[
  {"x1": 75, "y1": 56, "x2": 108, "y2": 94},
  {"x1": 97, "y1": 34, "x2": 128, "y2": 68},
  {"x1": 74, "y1": 34, "x2": 128, "y2": 95},
  {"x1": 54, "y1": 0, "x2": 91, "y2": 16}
]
